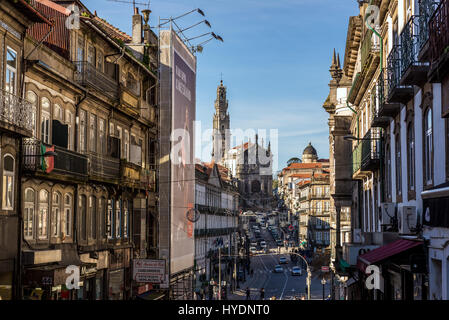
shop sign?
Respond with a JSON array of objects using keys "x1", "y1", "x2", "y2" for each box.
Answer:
[{"x1": 133, "y1": 259, "x2": 165, "y2": 284}]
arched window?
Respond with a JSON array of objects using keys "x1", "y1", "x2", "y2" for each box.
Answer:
[
  {"x1": 424, "y1": 108, "x2": 433, "y2": 185},
  {"x1": 2, "y1": 154, "x2": 15, "y2": 210},
  {"x1": 63, "y1": 193, "x2": 72, "y2": 237},
  {"x1": 115, "y1": 200, "x2": 121, "y2": 238},
  {"x1": 24, "y1": 188, "x2": 35, "y2": 239},
  {"x1": 52, "y1": 192, "x2": 61, "y2": 237},
  {"x1": 123, "y1": 200, "x2": 129, "y2": 238},
  {"x1": 38, "y1": 190, "x2": 49, "y2": 239},
  {"x1": 89, "y1": 196, "x2": 97, "y2": 239},
  {"x1": 26, "y1": 91, "x2": 37, "y2": 137},
  {"x1": 41, "y1": 97, "x2": 51, "y2": 143}
]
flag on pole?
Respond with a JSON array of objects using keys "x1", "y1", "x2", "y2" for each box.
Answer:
[{"x1": 41, "y1": 144, "x2": 55, "y2": 173}]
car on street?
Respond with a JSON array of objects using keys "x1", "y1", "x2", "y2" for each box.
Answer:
[
  {"x1": 276, "y1": 240, "x2": 283, "y2": 246},
  {"x1": 250, "y1": 247, "x2": 257, "y2": 254},
  {"x1": 279, "y1": 257, "x2": 288, "y2": 264},
  {"x1": 291, "y1": 266, "x2": 302, "y2": 276},
  {"x1": 274, "y1": 265, "x2": 283, "y2": 273},
  {"x1": 260, "y1": 241, "x2": 267, "y2": 248}
]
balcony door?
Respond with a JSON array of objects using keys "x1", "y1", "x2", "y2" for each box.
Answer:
[{"x1": 5, "y1": 47, "x2": 17, "y2": 94}]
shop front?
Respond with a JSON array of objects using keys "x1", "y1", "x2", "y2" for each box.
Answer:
[
  {"x1": 356, "y1": 238, "x2": 426, "y2": 300},
  {"x1": 108, "y1": 248, "x2": 131, "y2": 300}
]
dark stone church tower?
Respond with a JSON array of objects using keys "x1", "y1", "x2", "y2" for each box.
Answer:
[{"x1": 212, "y1": 80, "x2": 230, "y2": 163}]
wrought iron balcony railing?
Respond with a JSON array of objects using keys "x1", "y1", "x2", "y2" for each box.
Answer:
[
  {"x1": 74, "y1": 61, "x2": 118, "y2": 99},
  {"x1": 352, "y1": 128, "x2": 381, "y2": 176},
  {"x1": 0, "y1": 89, "x2": 34, "y2": 134},
  {"x1": 418, "y1": 0, "x2": 440, "y2": 50},
  {"x1": 400, "y1": 15, "x2": 421, "y2": 77},
  {"x1": 361, "y1": 29, "x2": 381, "y2": 71},
  {"x1": 429, "y1": 0, "x2": 449, "y2": 64},
  {"x1": 87, "y1": 151, "x2": 120, "y2": 182},
  {"x1": 387, "y1": 44, "x2": 402, "y2": 93},
  {"x1": 22, "y1": 138, "x2": 88, "y2": 178}
]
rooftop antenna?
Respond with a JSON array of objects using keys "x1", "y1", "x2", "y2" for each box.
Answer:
[{"x1": 107, "y1": 0, "x2": 151, "y2": 10}]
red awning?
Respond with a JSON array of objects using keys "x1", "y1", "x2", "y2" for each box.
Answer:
[{"x1": 357, "y1": 239, "x2": 423, "y2": 272}]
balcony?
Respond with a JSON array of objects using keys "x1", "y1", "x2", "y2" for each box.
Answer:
[
  {"x1": 87, "y1": 152, "x2": 120, "y2": 183},
  {"x1": 0, "y1": 89, "x2": 34, "y2": 137},
  {"x1": 120, "y1": 159, "x2": 144, "y2": 188},
  {"x1": 370, "y1": 78, "x2": 390, "y2": 128},
  {"x1": 400, "y1": 15, "x2": 430, "y2": 86},
  {"x1": 23, "y1": 138, "x2": 88, "y2": 180},
  {"x1": 376, "y1": 70, "x2": 401, "y2": 118},
  {"x1": 74, "y1": 61, "x2": 118, "y2": 99},
  {"x1": 417, "y1": 0, "x2": 440, "y2": 61},
  {"x1": 386, "y1": 45, "x2": 414, "y2": 103},
  {"x1": 361, "y1": 29, "x2": 380, "y2": 73},
  {"x1": 352, "y1": 128, "x2": 381, "y2": 179},
  {"x1": 428, "y1": 0, "x2": 449, "y2": 82}
]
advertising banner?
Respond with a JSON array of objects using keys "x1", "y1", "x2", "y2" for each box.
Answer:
[{"x1": 133, "y1": 259, "x2": 166, "y2": 284}]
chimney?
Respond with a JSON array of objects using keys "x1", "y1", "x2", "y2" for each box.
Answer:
[{"x1": 132, "y1": 7, "x2": 144, "y2": 54}]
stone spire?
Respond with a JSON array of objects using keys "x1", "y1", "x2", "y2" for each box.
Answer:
[{"x1": 330, "y1": 48, "x2": 343, "y2": 83}]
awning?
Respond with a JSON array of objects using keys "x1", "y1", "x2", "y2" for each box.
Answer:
[
  {"x1": 357, "y1": 239, "x2": 423, "y2": 272},
  {"x1": 136, "y1": 291, "x2": 166, "y2": 300}
]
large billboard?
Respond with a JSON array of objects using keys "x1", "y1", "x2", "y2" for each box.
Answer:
[{"x1": 159, "y1": 29, "x2": 196, "y2": 277}]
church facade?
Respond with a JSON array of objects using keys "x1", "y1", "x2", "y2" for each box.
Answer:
[{"x1": 211, "y1": 81, "x2": 273, "y2": 212}]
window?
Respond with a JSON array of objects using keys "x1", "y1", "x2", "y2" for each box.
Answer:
[
  {"x1": 89, "y1": 196, "x2": 96, "y2": 239},
  {"x1": 79, "y1": 195, "x2": 87, "y2": 240},
  {"x1": 97, "y1": 51, "x2": 104, "y2": 72},
  {"x1": 27, "y1": 91, "x2": 37, "y2": 137},
  {"x1": 89, "y1": 114, "x2": 97, "y2": 152},
  {"x1": 124, "y1": 129, "x2": 129, "y2": 160},
  {"x1": 66, "y1": 110, "x2": 74, "y2": 150},
  {"x1": 24, "y1": 188, "x2": 35, "y2": 239},
  {"x1": 5, "y1": 47, "x2": 17, "y2": 94},
  {"x1": 99, "y1": 197, "x2": 106, "y2": 239},
  {"x1": 79, "y1": 110, "x2": 87, "y2": 152},
  {"x1": 407, "y1": 123, "x2": 415, "y2": 193},
  {"x1": 51, "y1": 192, "x2": 61, "y2": 237},
  {"x1": 38, "y1": 190, "x2": 49, "y2": 239},
  {"x1": 77, "y1": 36, "x2": 84, "y2": 61},
  {"x1": 115, "y1": 200, "x2": 121, "y2": 238},
  {"x1": 2, "y1": 155, "x2": 14, "y2": 210},
  {"x1": 424, "y1": 108, "x2": 433, "y2": 185},
  {"x1": 116, "y1": 126, "x2": 122, "y2": 157},
  {"x1": 99, "y1": 119, "x2": 106, "y2": 155},
  {"x1": 385, "y1": 143, "x2": 392, "y2": 199},
  {"x1": 316, "y1": 202, "x2": 322, "y2": 213},
  {"x1": 63, "y1": 194, "x2": 72, "y2": 237},
  {"x1": 123, "y1": 200, "x2": 129, "y2": 238},
  {"x1": 41, "y1": 97, "x2": 51, "y2": 144},
  {"x1": 53, "y1": 104, "x2": 63, "y2": 121},
  {"x1": 107, "y1": 199, "x2": 114, "y2": 239},
  {"x1": 395, "y1": 132, "x2": 402, "y2": 198},
  {"x1": 87, "y1": 45, "x2": 96, "y2": 66}
]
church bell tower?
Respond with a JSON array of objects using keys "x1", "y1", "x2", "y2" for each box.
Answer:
[{"x1": 212, "y1": 80, "x2": 230, "y2": 163}]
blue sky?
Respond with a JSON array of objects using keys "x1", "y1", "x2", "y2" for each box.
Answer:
[{"x1": 83, "y1": 0, "x2": 358, "y2": 173}]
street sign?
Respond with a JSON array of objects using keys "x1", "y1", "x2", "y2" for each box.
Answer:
[
  {"x1": 321, "y1": 266, "x2": 330, "y2": 272},
  {"x1": 288, "y1": 225, "x2": 294, "y2": 231},
  {"x1": 133, "y1": 259, "x2": 166, "y2": 283}
]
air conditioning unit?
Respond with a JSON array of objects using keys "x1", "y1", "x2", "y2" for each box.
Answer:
[
  {"x1": 398, "y1": 206, "x2": 417, "y2": 235},
  {"x1": 353, "y1": 228, "x2": 362, "y2": 244},
  {"x1": 379, "y1": 203, "x2": 396, "y2": 225}
]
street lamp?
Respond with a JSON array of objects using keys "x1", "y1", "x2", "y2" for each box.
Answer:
[{"x1": 321, "y1": 277, "x2": 327, "y2": 300}]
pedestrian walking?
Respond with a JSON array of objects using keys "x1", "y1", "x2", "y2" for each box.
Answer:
[
  {"x1": 246, "y1": 287, "x2": 251, "y2": 300},
  {"x1": 259, "y1": 288, "x2": 265, "y2": 300}
]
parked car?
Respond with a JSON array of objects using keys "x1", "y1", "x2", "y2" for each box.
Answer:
[
  {"x1": 279, "y1": 257, "x2": 288, "y2": 264},
  {"x1": 274, "y1": 265, "x2": 283, "y2": 273},
  {"x1": 291, "y1": 266, "x2": 302, "y2": 276}
]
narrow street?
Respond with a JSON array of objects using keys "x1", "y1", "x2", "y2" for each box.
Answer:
[{"x1": 227, "y1": 227, "x2": 330, "y2": 300}]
